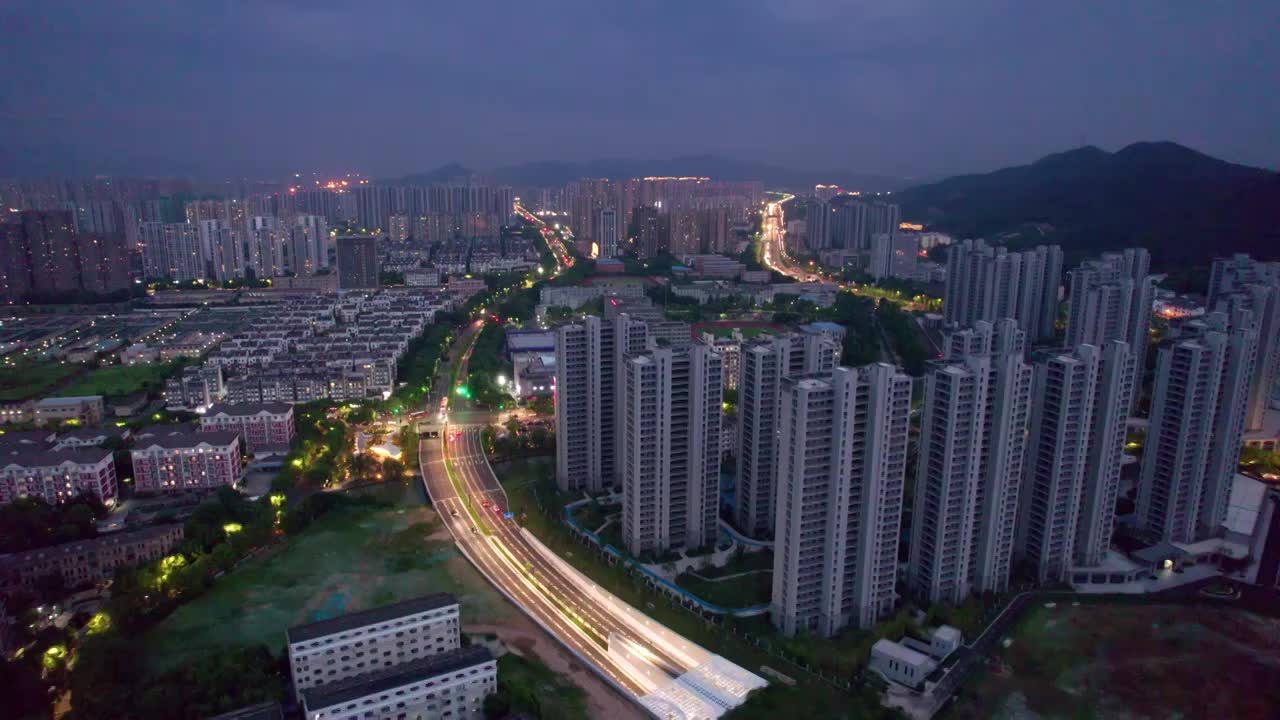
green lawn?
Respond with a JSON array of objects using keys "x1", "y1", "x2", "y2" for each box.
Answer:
[
  {"x1": 488, "y1": 653, "x2": 590, "y2": 720},
  {"x1": 0, "y1": 362, "x2": 81, "y2": 401},
  {"x1": 675, "y1": 570, "x2": 772, "y2": 608},
  {"x1": 60, "y1": 362, "x2": 182, "y2": 398},
  {"x1": 142, "y1": 503, "x2": 509, "y2": 673}
]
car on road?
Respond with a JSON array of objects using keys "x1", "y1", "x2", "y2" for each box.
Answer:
[
  {"x1": 450, "y1": 510, "x2": 459, "y2": 518},
  {"x1": 481, "y1": 500, "x2": 491, "y2": 509},
  {"x1": 470, "y1": 526, "x2": 478, "y2": 534}
]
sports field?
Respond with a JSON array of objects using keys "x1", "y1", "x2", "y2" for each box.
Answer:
[
  {"x1": 944, "y1": 601, "x2": 1280, "y2": 720},
  {"x1": 143, "y1": 502, "x2": 510, "y2": 673}
]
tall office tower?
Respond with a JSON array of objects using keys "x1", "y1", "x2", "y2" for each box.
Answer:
[
  {"x1": 735, "y1": 334, "x2": 838, "y2": 539},
  {"x1": 598, "y1": 208, "x2": 619, "y2": 258},
  {"x1": 139, "y1": 222, "x2": 203, "y2": 281},
  {"x1": 1015, "y1": 345, "x2": 1101, "y2": 584},
  {"x1": 909, "y1": 320, "x2": 1032, "y2": 604},
  {"x1": 632, "y1": 205, "x2": 668, "y2": 258},
  {"x1": 335, "y1": 235, "x2": 380, "y2": 289},
  {"x1": 771, "y1": 364, "x2": 912, "y2": 636},
  {"x1": 387, "y1": 213, "x2": 411, "y2": 243},
  {"x1": 1138, "y1": 311, "x2": 1258, "y2": 543},
  {"x1": 1074, "y1": 340, "x2": 1133, "y2": 567},
  {"x1": 354, "y1": 185, "x2": 390, "y2": 231},
  {"x1": 943, "y1": 239, "x2": 1062, "y2": 342},
  {"x1": 804, "y1": 198, "x2": 831, "y2": 250},
  {"x1": 621, "y1": 345, "x2": 723, "y2": 556},
  {"x1": 1065, "y1": 248, "x2": 1154, "y2": 413},
  {"x1": 289, "y1": 215, "x2": 329, "y2": 274},
  {"x1": 1207, "y1": 253, "x2": 1280, "y2": 304}
]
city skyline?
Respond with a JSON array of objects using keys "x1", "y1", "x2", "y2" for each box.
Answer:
[{"x1": 3, "y1": 2, "x2": 1278, "y2": 179}]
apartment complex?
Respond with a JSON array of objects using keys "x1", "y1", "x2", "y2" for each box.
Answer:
[
  {"x1": 620, "y1": 344, "x2": 723, "y2": 556},
  {"x1": 200, "y1": 402, "x2": 296, "y2": 454},
  {"x1": 553, "y1": 311, "x2": 680, "y2": 494},
  {"x1": 734, "y1": 333, "x2": 838, "y2": 539},
  {"x1": 909, "y1": 321, "x2": 1032, "y2": 604},
  {"x1": 770, "y1": 364, "x2": 912, "y2": 636},
  {"x1": 1014, "y1": 345, "x2": 1101, "y2": 583},
  {"x1": 1065, "y1": 248, "x2": 1153, "y2": 413},
  {"x1": 943, "y1": 239, "x2": 1062, "y2": 342},
  {"x1": 0, "y1": 446, "x2": 118, "y2": 506},
  {"x1": 336, "y1": 235, "x2": 380, "y2": 289},
  {"x1": 0, "y1": 524, "x2": 184, "y2": 591},
  {"x1": 299, "y1": 646, "x2": 495, "y2": 720},
  {"x1": 287, "y1": 594, "x2": 462, "y2": 692},
  {"x1": 1138, "y1": 311, "x2": 1258, "y2": 543},
  {"x1": 130, "y1": 426, "x2": 243, "y2": 494},
  {"x1": 287, "y1": 593, "x2": 493, "y2": 720}
]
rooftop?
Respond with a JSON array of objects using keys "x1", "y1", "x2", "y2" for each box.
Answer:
[
  {"x1": 205, "y1": 402, "x2": 294, "y2": 417},
  {"x1": 207, "y1": 702, "x2": 283, "y2": 720},
  {"x1": 132, "y1": 425, "x2": 241, "y2": 450},
  {"x1": 301, "y1": 646, "x2": 492, "y2": 711},
  {"x1": 286, "y1": 593, "x2": 457, "y2": 644},
  {"x1": 872, "y1": 638, "x2": 936, "y2": 667}
]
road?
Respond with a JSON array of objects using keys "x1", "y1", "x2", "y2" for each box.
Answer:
[
  {"x1": 758, "y1": 193, "x2": 936, "y2": 311},
  {"x1": 418, "y1": 320, "x2": 765, "y2": 716}
]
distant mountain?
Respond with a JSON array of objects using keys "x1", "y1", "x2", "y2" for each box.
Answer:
[
  {"x1": 895, "y1": 141, "x2": 1280, "y2": 267},
  {"x1": 392, "y1": 162, "x2": 474, "y2": 185},
  {"x1": 387, "y1": 157, "x2": 910, "y2": 192}
]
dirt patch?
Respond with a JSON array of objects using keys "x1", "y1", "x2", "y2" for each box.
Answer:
[
  {"x1": 947, "y1": 603, "x2": 1280, "y2": 720},
  {"x1": 466, "y1": 622, "x2": 645, "y2": 720}
]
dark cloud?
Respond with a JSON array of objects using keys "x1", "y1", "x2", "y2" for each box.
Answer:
[{"x1": 1, "y1": 0, "x2": 1276, "y2": 179}]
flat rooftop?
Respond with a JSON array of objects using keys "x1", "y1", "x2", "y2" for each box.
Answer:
[{"x1": 286, "y1": 593, "x2": 457, "y2": 644}]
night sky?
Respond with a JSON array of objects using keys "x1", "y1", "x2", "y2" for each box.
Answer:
[{"x1": 2, "y1": 1, "x2": 1276, "y2": 179}]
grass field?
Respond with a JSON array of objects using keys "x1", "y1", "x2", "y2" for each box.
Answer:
[
  {"x1": 142, "y1": 502, "x2": 510, "y2": 673},
  {"x1": 60, "y1": 362, "x2": 181, "y2": 398},
  {"x1": 944, "y1": 601, "x2": 1280, "y2": 720},
  {"x1": 0, "y1": 362, "x2": 81, "y2": 400},
  {"x1": 676, "y1": 570, "x2": 772, "y2": 607}
]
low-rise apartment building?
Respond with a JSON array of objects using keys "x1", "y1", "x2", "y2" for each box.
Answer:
[
  {"x1": 300, "y1": 646, "x2": 496, "y2": 720},
  {"x1": 0, "y1": 447, "x2": 118, "y2": 506},
  {"x1": 33, "y1": 396, "x2": 105, "y2": 426},
  {"x1": 287, "y1": 593, "x2": 462, "y2": 693},
  {"x1": 0, "y1": 524, "x2": 183, "y2": 590},
  {"x1": 130, "y1": 426, "x2": 242, "y2": 494},
  {"x1": 201, "y1": 402, "x2": 296, "y2": 454}
]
